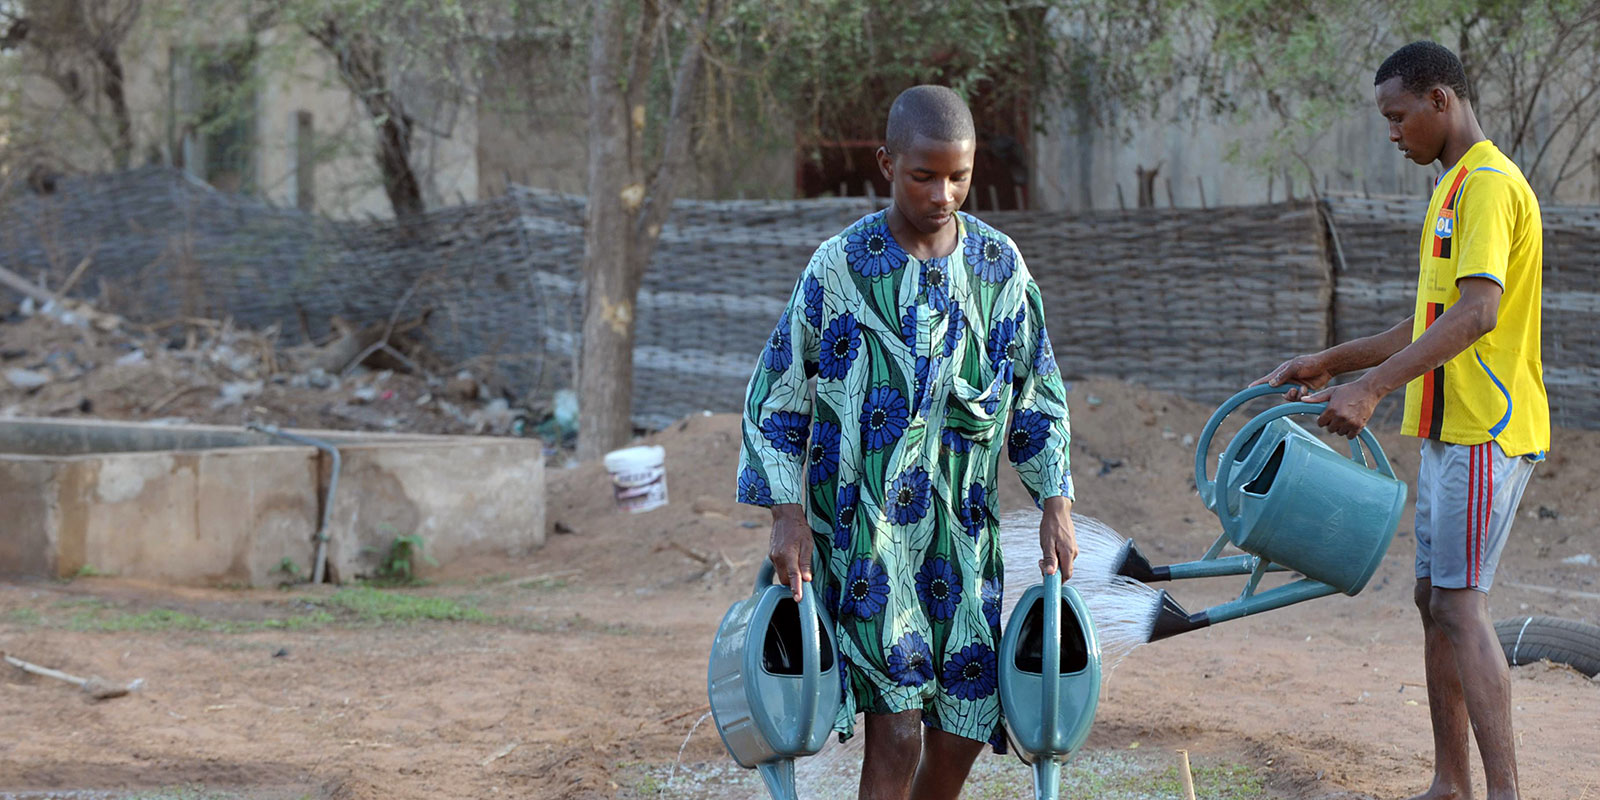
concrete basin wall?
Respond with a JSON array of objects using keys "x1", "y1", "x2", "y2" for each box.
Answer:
[{"x1": 0, "y1": 418, "x2": 545, "y2": 586}]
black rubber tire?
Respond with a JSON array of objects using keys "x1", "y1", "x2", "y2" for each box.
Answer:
[{"x1": 1494, "y1": 615, "x2": 1600, "y2": 678}]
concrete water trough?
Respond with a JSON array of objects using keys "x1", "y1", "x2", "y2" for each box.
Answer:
[{"x1": 0, "y1": 417, "x2": 545, "y2": 587}]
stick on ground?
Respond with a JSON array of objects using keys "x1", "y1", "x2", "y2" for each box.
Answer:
[
  {"x1": 3, "y1": 652, "x2": 140, "y2": 700},
  {"x1": 1177, "y1": 749, "x2": 1198, "y2": 800}
]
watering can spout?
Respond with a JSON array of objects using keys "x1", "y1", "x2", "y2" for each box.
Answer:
[
  {"x1": 756, "y1": 760, "x2": 799, "y2": 800},
  {"x1": 1114, "y1": 539, "x2": 1170, "y2": 583},
  {"x1": 1148, "y1": 590, "x2": 1211, "y2": 643}
]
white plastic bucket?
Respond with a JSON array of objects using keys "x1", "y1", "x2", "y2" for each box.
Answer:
[{"x1": 603, "y1": 445, "x2": 669, "y2": 513}]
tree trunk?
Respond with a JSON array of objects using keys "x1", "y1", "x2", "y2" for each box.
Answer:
[
  {"x1": 306, "y1": 19, "x2": 426, "y2": 219},
  {"x1": 576, "y1": 0, "x2": 639, "y2": 461},
  {"x1": 575, "y1": 0, "x2": 715, "y2": 462},
  {"x1": 92, "y1": 39, "x2": 132, "y2": 169},
  {"x1": 375, "y1": 112, "x2": 424, "y2": 218}
]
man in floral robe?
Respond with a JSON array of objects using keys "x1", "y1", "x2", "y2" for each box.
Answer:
[{"x1": 737, "y1": 85, "x2": 1077, "y2": 800}]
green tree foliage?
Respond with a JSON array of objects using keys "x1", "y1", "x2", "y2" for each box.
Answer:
[{"x1": 1096, "y1": 0, "x2": 1600, "y2": 193}]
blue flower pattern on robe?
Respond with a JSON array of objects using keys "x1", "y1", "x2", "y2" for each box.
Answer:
[
  {"x1": 761, "y1": 410, "x2": 810, "y2": 457},
  {"x1": 804, "y1": 275, "x2": 824, "y2": 329},
  {"x1": 916, "y1": 557, "x2": 963, "y2": 621},
  {"x1": 944, "y1": 302, "x2": 966, "y2": 358},
  {"x1": 981, "y1": 577, "x2": 1003, "y2": 629},
  {"x1": 763, "y1": 311, "x2": 792, "y2": 372},
  {"x1": 888, "y1": 466, "x2": 932, "y2": 526},
  {"x1": 1008, "y1": 409, "x2": 1053, "y2": 465},
  {"x1": 900, "y1": 306, "x2": 918, "y2": 353},
  {"x1": 808, "y1": 421, "x2": 841, "y2": 486},
  {"x1": 737, "y1": 467, "x2": 771, "y2": 506},
  {"x1": 965, "y1": 228, "x2": 1016, "y2": 284},
  {"x1": 819, "y1": 313, "x2": 862, "y2": 380},
  {"x1": 737, "y1": 211, "x2": 1073, "y2": 750},
  {"x1": 842, "y1": 558, "x2": 890, "y2": 619},
  {"x1": 942, "y1": 642, "x2": 999, "y2": 701},
  {"x1": 942, "y1": 426, "x2": 972, "y2": 454},
  {"x1": 833, "y1": 483, "x2": 859, "y2": 549},
  {"x1": 920, "y1": 257, "x2": 952, "y2": 311},
  {"x1": 958, "y1": 483, "x2": 987, "y2": 540},
  {"x1": 845, "y1": 222, "x2": 908, "y2": 278},
  {"x1": 988, "y1": 314, "x2": 1019, "y2": 386},
  {"x1": 888, "y1": 631, "x2": 936, "y2": 687},
  {"x1": 859, "y1": 386, "x2": 909, "y2": 452},
  {"x1": 912, "y1": 356, "x2": 930, "y2": 413},
  {"x1": 1034, "y1": 324, "x2": 1058, "y2": 376}
]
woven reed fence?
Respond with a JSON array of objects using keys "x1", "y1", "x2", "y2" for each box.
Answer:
[
  {"x1": 1, "y1": 168, "x2": 1595, "y2": 431},
  {"x1": 1324, "y1": 193, "x2": 1600, "y2": 430}
]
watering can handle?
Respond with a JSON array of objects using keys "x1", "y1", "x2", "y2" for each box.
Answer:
[
  {"x1": 758, "y1": 559, "x2": 825, "y2": 743},
  {"x1": 797, "y1": 575, "x2": 823, "y2": 746},
  {"x1": 756, "y1": 559, "x2": 777, "y2": 594},
  {"x1": 1042, "y1": 570, "x2": 1063, "y2": 754},
  {"x1": 1213, "y1": 402, "x2": 1394, "y2": 537},
  {"x1": 1194, "y1": 384, "x2": 1307, "y2": 510}
]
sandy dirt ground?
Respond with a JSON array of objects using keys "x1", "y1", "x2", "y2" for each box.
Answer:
[{"x1": 1, "y1": 378, "x2": 1596, "y2": 799}]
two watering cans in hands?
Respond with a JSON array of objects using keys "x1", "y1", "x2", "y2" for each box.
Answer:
[
  {"x1": 703, "y1": 383, "x2": 1396, "y2": 796},
  {"x1": 708, "y1": 562, "x2": 1102, "y2": 800},
  {"x1": 1115, "y1": 384, "x2": 1409, "y2": 641}
]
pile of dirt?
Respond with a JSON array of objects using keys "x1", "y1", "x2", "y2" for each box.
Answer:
[
  {"x1": 0, "y1": 303, "x2": 560, "y2": 445},
  {"x1": 538, "y1": 374, "x2": 1599, "y2": 618}
]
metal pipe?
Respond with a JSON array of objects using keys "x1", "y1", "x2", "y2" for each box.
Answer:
[{"x1": 247, "y1": 423, "x2": 341, "y2": 584}]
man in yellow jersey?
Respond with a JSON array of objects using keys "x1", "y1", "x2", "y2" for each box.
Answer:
[{"x1": 1254, "y1": 41, "x2": 1546, "y2": 800}]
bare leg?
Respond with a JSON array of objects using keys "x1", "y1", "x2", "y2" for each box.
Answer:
[
  {"x1": 860, "y1": 710, "x2": 922, "y2": 800},
  {"x1": 1407, "y1": 579, "x2": 1474, "y2": 800},
  {"x1": 1428, "y1": 587, "x2": 1519, "y2": 800},
  {"x1": 909, "y1": 725, "x2": 987, "y2": 800}
]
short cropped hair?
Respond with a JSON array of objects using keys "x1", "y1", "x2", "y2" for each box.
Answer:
[
  {"x1": 1375, "y1": 41, "x2": 1470, "y2": 101},
  {"x1": 885, "y1": 85, "x2": 975, "y2": 154}
]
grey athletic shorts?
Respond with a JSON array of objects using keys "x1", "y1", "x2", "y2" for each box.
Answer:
[{"x1": 1415, "y1": 439, "x2": 1537, "y2": 592}]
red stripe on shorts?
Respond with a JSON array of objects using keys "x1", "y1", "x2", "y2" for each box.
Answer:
[
  {"x1": 1467, "y1": 444, "x2": 1480, "y2": 586},
  {"x1": 1482, "y1": 444, "x2": 1494, "y2": 584}
]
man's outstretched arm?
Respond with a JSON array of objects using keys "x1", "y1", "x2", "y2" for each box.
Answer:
[
  {"x1": 1252, "y1": 315, "x2": 1415, "y2": 400},
  {"x1": 1308, "y1": 277, "x2": 1501, "y2": 437}
]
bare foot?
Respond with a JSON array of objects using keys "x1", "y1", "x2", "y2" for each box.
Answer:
[{"x1": 1404, "y1": 781, "x2": 1468, "y2": 800}]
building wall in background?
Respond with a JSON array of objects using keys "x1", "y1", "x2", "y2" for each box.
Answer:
[
  {"x1": 10, "y1": 1, "x2": 478, "y2": 220},
  {"x1": 1033, "y1": 81, "x2": 1600, "y2": 213}
]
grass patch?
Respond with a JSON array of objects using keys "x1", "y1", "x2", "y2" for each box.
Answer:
[
  {"x1": 4, "y1": 607, "x2": 43, "y2": 625},
  {"x1": 320, "y1": 585, "x2": 490, "y2": 623},
  {"x1": 1151, "y1": 762, "x2": 1267, "y2": 800},
  {"x1": 62, "y1": 607, "x2": 335, "y2": 634},
  {"x1": 7, "y1": 587, "x2": 493, "y2": 635}
]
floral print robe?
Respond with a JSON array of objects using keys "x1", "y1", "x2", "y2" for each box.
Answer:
[{"x1": 736, "y1": 210, "x2": 1074, "y2": 748}]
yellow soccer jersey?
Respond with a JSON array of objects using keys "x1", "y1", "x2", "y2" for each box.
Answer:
[{"x1": 1403, "y1": 139, "x2": 1548, "y2": 458}]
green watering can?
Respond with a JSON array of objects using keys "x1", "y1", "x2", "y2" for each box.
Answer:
[
  {"x1": 1115, "y1": 384, "x2": 1408, "y2": 641},
  {"x1": 707, "y1": 560, "x2": 840, "y2": 800},
  {"x1": 999, "y1": 572, "x2": 1102, "y2": 800}
]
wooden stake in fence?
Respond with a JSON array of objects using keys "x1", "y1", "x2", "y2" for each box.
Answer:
[
  {"x1": 1197, "y1": 176, "x2": 1207, "y2": 209},
  {"x1": 1116, "y1": 183, "x2": 1127, "y2": 212},
  {"x1": 1177, "y1": 749, "x2": 1198, "y2": 800},
  {"x1": 1165, "y1": 177, "x2": 1176, "y2": 208}
]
